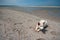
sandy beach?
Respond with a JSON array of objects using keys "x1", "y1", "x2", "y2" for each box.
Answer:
[{"x1": 0, "y1": 8, "x2": 60, "y2": 40}]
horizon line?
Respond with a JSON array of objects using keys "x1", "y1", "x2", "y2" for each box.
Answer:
[{"x1": 0, "y1": 5, "x2": 60, "y2": 8}]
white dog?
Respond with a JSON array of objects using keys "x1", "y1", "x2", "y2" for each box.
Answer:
[{"x1": 35, "y1": 20, "x2": 48, "y2": 32}]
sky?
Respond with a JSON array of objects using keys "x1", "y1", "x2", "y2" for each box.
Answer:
[{"x1": 0, "y1": 0, "x2": 60, "y2": 6}]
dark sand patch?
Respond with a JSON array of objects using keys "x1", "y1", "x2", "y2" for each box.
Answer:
[
  {"x1": 50, "y1": 31, "x2": 56, "y2": 35},
  {"x1": 37, "y1": 38, "x2": 45, "y2": 40}
]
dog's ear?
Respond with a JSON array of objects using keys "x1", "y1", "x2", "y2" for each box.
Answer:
[{"x1": 38, "y1": 22, "x2": 40, "y2": 25}]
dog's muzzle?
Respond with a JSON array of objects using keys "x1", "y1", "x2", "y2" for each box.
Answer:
[{"x1": 40, "y1": 27, "x2": 44, "y2": 30}]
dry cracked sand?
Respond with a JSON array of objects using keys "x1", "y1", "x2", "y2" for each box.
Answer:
[{"x1": 0, "y1": 8, "x2": 60, "y2": 40}]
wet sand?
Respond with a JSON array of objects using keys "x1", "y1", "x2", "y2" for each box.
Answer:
[
  {"x1": 32, "y1": 10, "x2": 60, "y2": 23},
  {"x1": 0, "y1": 8, "x2": 60, "y2": 40}
]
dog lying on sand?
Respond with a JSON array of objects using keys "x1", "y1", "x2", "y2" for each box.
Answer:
[{"x1": 35, "y1": 20, "x2": 48, "y2": 32}]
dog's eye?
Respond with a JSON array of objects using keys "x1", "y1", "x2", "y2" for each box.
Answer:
[{"x1": 38, "y1": 22, "x2": 40, "y2": 25}]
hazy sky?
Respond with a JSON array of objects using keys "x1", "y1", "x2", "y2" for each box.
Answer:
[{"x1": 0, "y1": 0, "x2": 60, "y2": 6}]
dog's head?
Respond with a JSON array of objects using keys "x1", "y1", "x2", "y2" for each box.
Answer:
[{"x1": 38, "y1": 20, "x2": 47, "y2": 30}]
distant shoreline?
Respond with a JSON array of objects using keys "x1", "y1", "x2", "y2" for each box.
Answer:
[{"x1": 24, "y1": 6, "x2": 60, "y2": 8}]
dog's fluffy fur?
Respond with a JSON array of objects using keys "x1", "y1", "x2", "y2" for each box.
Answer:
[{"x1": 35, "y1": 20, "x2": 48, "y2": 32}]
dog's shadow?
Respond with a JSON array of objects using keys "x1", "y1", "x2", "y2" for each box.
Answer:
[{"x1": 40, "y1": 25, "x2": 48, "y2": 34}]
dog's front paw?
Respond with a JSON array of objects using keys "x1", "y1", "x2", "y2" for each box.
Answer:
[{"x1": 35, "y1": 28, "x2": 40, "y2": 32}]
